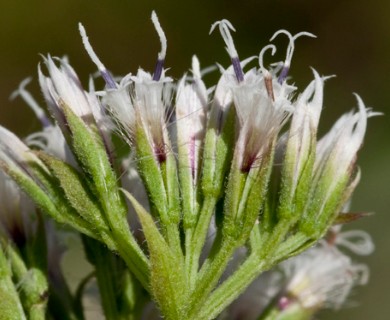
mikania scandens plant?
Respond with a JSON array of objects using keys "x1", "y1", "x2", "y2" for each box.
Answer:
[{"x1": 0, "y1": 11, "x2": 377, "y2": 320}]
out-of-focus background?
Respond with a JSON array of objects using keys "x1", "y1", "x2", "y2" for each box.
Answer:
[{"x1": 0, "y1": 1, "x2": 389, "y2": 319}]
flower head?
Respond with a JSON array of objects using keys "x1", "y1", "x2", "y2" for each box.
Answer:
[
  {"x1": 279, "y1": 240, "x2": 370, "y2": 312},
  {"x1": 176, "y1": 56, "x2": 208, "y2": 181}
]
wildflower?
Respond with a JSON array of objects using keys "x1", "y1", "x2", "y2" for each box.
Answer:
[
  {"x1": 278, "y1": 240, "x2": 370, "y2": 312},
  {"x1": 300, "y1": 96, "x2": 378, "y2": 237},
  {"x1": 0, "y1": 12, "x2": 377, "y2": 320},
  {"x1": 10, "y1": 77, "x2": 74, "y2": 164},
  {"x1": 176, "y1": 56, "x2": 208, "y2": 220}
]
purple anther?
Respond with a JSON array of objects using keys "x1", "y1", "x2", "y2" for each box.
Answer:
[
  {"x1": 153, "y1": 58, "x2": 165, "y2": 81},
  {"x1": 40, "y1": 115, "x2": 52, "y2": 128},
  {"x1": 101, "y1": 70, "x2": 117, "y2": 89},
  {"x1": 277, "y1": 65, "x2": 290, "y2": 84},
  {"x1": 232, "y1": 57, "x2": 244, "y2": 83}
]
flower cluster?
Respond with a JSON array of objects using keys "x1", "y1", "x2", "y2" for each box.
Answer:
[{"x1": 0, "y1": 12, "x2": 375, "y2": 320}]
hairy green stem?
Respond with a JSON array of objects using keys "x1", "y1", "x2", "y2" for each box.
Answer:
[{"x1": 185, "y1": 196, "x2": 218, "y2": 288}]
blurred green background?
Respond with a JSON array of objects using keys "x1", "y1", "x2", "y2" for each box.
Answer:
[{"x1": 0, "y1": 0, "x2": 389, "y2": 319}]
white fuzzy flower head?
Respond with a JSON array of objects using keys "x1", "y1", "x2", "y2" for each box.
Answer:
[
  {"x1": 91, "y1": 11, "x2": 172, "y2": 164},
  {"x1": 176, "y1": 56, "x2": 208, "y2": 182},
  {"x1": 131, "y1": 69, "x2": 173, "y2": 162},
  {"x1": 102, "y1": 74, "x2": 135, "y2": 142},
  {"x1": 210, "y1": 23, "x2": 308, "y2": 172},
  {"x1": 279, "y1": 242, "x2": 369, "y2": 311},
  {"x1": 283, "y1": 69, "x2": 326, "y2": 195},
  {"x1": 39, "y1": 56, "x2": 96, "y2": 126},
  {"x1": 10, "y1": 77, "x2": 75, "y2": 164},
  {"x1": 39, "y1": 55, "x2": 115, "y2": 162},
  {"x1": 233, "y1": 68, "x2": 294, "y2": 171},
  {"x1": 312, "y1": 95, "x2": 381, "y2": 210}
]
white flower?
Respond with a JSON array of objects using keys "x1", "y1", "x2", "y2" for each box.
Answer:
[
  {"x1": 130, "y1": 68, "x2": 173, "y2": 161},
  {"x1": 0, "y1": 126, "x2": 44, "y2": 175},
  {"x1": 11, "y1": 77, "x2": 76, "y2": 164},
  {"x1": 103, "y1": 74, "x2": 135, "y2": 142},
  {"x1": 39, "y1": 56, "x2": 95, "y2": 123},
  {"x1": 81, "y1": 11, "x2": 172, "y2": 164},
  {"x1": 176, "y1": 56, "x2": 208, "y2": 182},
  {"x1": 280, "y1": 241, "x2": 369, "y2": 310},
  {"x1": 282, "y1": 69, "x2": 325, "y2": 196},
  {"x1": 311, "y1": 95, "x2": 380, "y2": 214},
  {"x1": 231, "y1": 65, "x2": 293, "y2": 171},
  {"x1": 211, "y1": 21, "x2": 299, "y2": 172}
]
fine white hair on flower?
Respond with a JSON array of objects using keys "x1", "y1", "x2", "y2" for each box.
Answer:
[
  {"x1": 211, "y1": 55, "x2": 257, "y2": 129},
  {"x1": 103, "y1": 77, "x2": 135, "y2": 142},
  {"x1": 25, "y1": 125, "x2": 74, "y2": 165},
  {"x1": 39, "y1": 56, "x2": 90, "y2": 118}
]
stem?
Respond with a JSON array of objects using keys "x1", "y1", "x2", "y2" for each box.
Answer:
[
  {"x1": 73, "y1": 272, "x2": 94, "y2": 320},
  {"x1": 186, "y1": 237, "x2": 236, "y2": 319},
  {"x1": 185, "y1": 196, "x2": 218, "y2": 288},
  {"x1": 164, "y1": 223, "x2": 183, "y2": 261},
  {"x1": 29, "y1": 304, "x2": 47, "y2": 320},
  {"x1": 258, "y1": 302, "x2": 313, "y2": 320},
  {"x1": 112, "y1": 229, "x2": 150, "y2": 290},
  {"x1": 195, "y1": 222, "x2": 292, "y2": 320},
  {"x1": 198, "y1": 254, "x2": 267, "y2": 320}
]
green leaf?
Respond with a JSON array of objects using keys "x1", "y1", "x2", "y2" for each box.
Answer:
[
  {"x1": 35, "y1": 152, "x2": 112, "y2": 241},
  {"x1": 2, "y1": 161, "x2": 99, "y2": 242},
  {"x1": 62, "y1": 103, "x2": 127, "y2": 220},
  {"x1": 134, "y1": 123, "x2": 168, "y2": 222},
  {"x1": 223, "y1": 142, "x2": 275, "y2": 243},
  {"x1": 122, "y1": 189, "x2": 187, "y2": 320},
  {"x1": 201, "y1": 105, "x2": 235, "y2": 199},
  {"x1": 62, "y1": 104, "x2": 150, "y2": 287}
]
